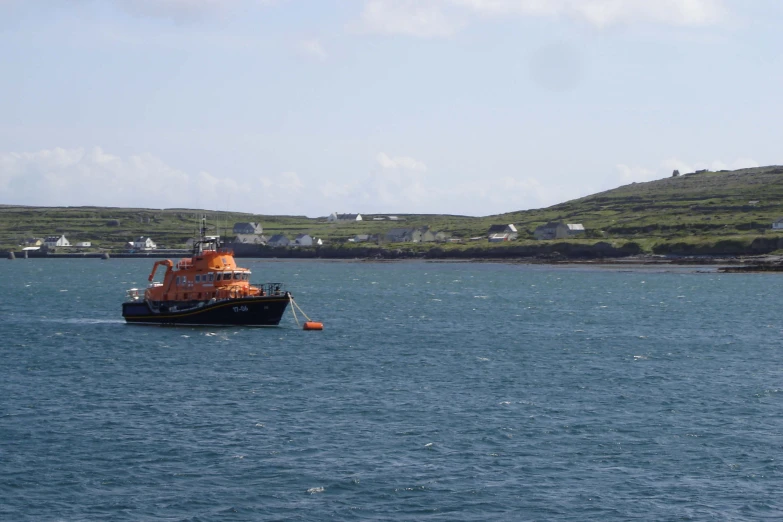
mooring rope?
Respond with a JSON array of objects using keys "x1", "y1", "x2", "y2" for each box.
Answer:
[
  {"x1": 290, "y1": 297, "x2": 312, "y2": 322},
  {"x1": 289, "y1": 296, "x2": 300, "y2": 327}
]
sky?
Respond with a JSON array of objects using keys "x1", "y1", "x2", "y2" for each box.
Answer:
[{"x1": 1, "y1": 0, "x2": 782, "y2": 217}]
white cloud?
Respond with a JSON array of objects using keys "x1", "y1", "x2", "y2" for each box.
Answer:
[
  {"x1": 115, "y1": 0, "x2": 276, "y2": 20},
  {"x1": 376, "y1": 152, "x2": 427, "y2": 171},
  {"x1": 259, "y1": 171, "x2": 304, "y2": 195},
  {"x1": 610, "y1": 157, "x2": 761, "y2": 190},
  {"x1": 453, "y1": 0, "x2": 726, "y2": 27},
  {"x1": 662, "y1": 157, "x2": 760, "y2": 174},
  {"x1": 357, "y1": 0, "x2": 727, "y2": 36},
  {"x1": 0, "y1": 147, "x2": 256, "y2": 211},
  {"x1": 279, "y1": 171, "x2": 305, "y2": 192},
  {"x1": 356, "y1": 0, "x2": 464, "y2": 38},
  {"x1": 7, "y1": 147, "x2": 763, "y2": 218},
  {"x1": 297, "y1": 39, "x2": 328, "y2": 60},
  {"x1": 616, "y1": 163, "x2": 659, "y2": 183}
]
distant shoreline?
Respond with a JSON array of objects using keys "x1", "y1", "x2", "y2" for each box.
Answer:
[{"x1": 5, "y1": 249, "x2": 781, "y2": 271}]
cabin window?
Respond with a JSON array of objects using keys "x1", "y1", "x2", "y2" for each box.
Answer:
[
  {"x1": 176, "y1": 276, "x2": 180, "y2": 285},
  {"x1": 215, "y1": 273, "x2": 221, "y2": 281},
  {"x1": 243, "y1": 273, "x2": 249, "y2": 281},
  {"x1": 208, "y1": 273, "x2": 214, "y2": 282},
  {"x1": 195, "y1": 275, "x2": 201, "y2": 283},
  {"x1": 224, "y1": 272, "x2": 232, "y2": 280},
  {"x1": 234, "y1": 272, "x2": 241, "y2": 280}
]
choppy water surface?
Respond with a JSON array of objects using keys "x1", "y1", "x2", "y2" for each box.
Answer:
[{"x1": 1, "y1": 259, "x2": 782, "y2": 520}]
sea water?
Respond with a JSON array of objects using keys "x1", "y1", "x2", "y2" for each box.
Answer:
[{"x1": 1, "y1": 259, "x2": 781, "y2": 520}]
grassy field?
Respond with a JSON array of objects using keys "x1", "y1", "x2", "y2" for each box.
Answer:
[{"x1": 4, "y1": 165, "x2": 783, "y2": 256}]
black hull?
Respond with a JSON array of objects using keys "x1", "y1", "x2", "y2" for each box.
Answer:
[{"x1": 122, "y1": 295, "x2": 291, "y2": 326}]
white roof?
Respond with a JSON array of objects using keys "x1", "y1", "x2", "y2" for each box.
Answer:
[
  {"x1": 567, "y1": 224, "x2": 585, "y2": 231},
  {"x1": 507, "y1": 224, "x2": 518, "y2": 232}
]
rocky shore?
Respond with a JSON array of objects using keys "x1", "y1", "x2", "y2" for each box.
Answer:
[{"x1": 7, "y1": 246, "x2": 783, "y2": 271}]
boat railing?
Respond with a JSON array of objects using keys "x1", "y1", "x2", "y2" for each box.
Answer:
[
  {"x1": 259, "y1": 282, "x2": 286, "y2": 296},
  {"x1": 125, "y1": 288, "x2": 141, "y2": 302}
]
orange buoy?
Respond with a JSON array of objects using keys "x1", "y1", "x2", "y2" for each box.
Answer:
[{"x1": 303, "y1": 321, "x2": 324, "y2": 331}]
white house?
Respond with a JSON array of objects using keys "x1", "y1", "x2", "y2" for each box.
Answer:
[
  {"x1": 233, "y1": 234, "x2": 267, "y2": 245},
  {"x1": 293, "y1": 233, "x2": 313, "y2": 247},
  {"x1": 773, "y1": 218, "x2": 783, "y2": 230},
  {"x1": 533, "y1": 222, "x2": 569, "y2": 240},
  {"x1": 534, "y1": 222, "x2": 586, "y2": 240},
  {"x1": 233, "y1": 222, "x2": 263, "y2": 235},
  {"x1": 385, "y1": 228, "x2": 414, "y2": 243},
  {"x1": 327, "y1": 212, "x2": 363, "y2": 223},
  {"x1": 132, "y1": 236, "x2": 157, "y2": 250},
  {"x1": 75, "y1": 241, "x2": 92, "y2": 248},
  {"x1": 44, "y1": 235, "x2": 70, "y2": 248},
  {"x1": 267, "y1": 234, "x2": 290, "y2": 247},
  {"x1": 566, "y1": 224, "x2": 585, "y2": 235},
  {"x1": 487, "y1": 224, "x2": 518, "y2": 242}
]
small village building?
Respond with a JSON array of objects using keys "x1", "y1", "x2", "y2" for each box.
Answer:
[
  {"x1": 44, "y1": 235, "x2": 70, "y2": 248},
  {"x1": 488, "y1": 233, "x2": 511, "y2": 242},
  {"x1": 75, "y1": 241, "x2": 92, "y2": 248},
  {"x1": 24, "y1": 238, "x2": 43, "y2": 247},
  {"x1": 385, "y1": 228, "x2": 414, "y2": 243},
  {"x1": 384, "y1": 227, "x2": 443, "y2": 243},
  {"x1": 132, "y1": 236, "x2": 157, "y2": 250},
  {"x1": 233, "y1": 222, "x2": 263, "y2": 235},
  {"x1": 351, "y1": 234, "x2": 373, "y2": 243},
  {"x1": 533, "y1": 222, "x2": 586, "y2": 240},
  {"x1": 327, "y1": 212, "x2": 363, "y2": 223},
  {"x1": 293, "y1": 234, "x2": 313, "y2": 247},
  {"x1": 267, "y1": 234, "x2": 290, "y2": 247},
  {"x1": 567, "y1": 224, "x2": 585, "y2": 236},
  {"x1": 534, "y1": 222, "x2": 570, "y2": 240},
  {"x1": 487, "y1": 224, "x2": 518, "y2": 242},
  {"x1": 772, "y1": 218, "x2": 783, "y2": 230},
  {"x1": 233, "y1": 234, "x2": 267, "y2": 245},
  {"x1": 412, "y1": 227, "x2": 436, "y2": 243}
]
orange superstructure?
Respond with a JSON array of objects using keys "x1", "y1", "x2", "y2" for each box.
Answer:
[{"x1": 143, "y1": 245, "x2": 269, "y2": 304}]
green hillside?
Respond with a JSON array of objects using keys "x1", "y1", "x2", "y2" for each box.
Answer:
[
  {"x1": 3, "y1": 165, "x2": 783, "y2": 257},
  {"x1": 493, "y1": 165, "x2": 783, "y2": 254}
]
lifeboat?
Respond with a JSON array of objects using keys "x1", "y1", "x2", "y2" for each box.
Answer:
[{"x1": 122, "y1": 217, "x2": 291, "y2": 326}]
